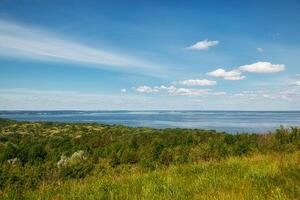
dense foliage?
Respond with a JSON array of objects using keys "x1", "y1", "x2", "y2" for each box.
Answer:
[{"x1": 0, "y1": 118, "x2": 299, "y2": 199}]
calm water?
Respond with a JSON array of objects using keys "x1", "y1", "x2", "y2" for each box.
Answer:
[{"x1": 0, "y1": 111, "x2": 300, "y2": 133}]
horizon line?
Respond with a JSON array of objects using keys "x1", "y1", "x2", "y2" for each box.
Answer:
[{"x1": 0, "y1": 109, "x2": 299, "y2": 112}]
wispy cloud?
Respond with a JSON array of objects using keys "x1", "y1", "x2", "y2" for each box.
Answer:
[
  {"x1": 136, "y1": 86, "x2": 159, "y2": 93},
  {"x1": 1, "y1": 87, "x2": 297, "y2": 110},
  {"x1": 135, "y1": 85, "x2": 225, "y2": 97},
  {"x1": 292, "y1": 81, "x2": 300, "y2": 86},
  {"x1": 187, "y1": 39, "x2": 219, "y2": 50},
  {"x1": 208, "y1": 61, "x2": 285, "y2": 81},
  {"x1": 231, "y1": 88, "x2": 300, "y2": 102},
  {"x1": 0, "y1": 19, "x2": 165, "y2": 76},
  {"x1": 0, "y1": 88, "x2": 152, "y2": 110},
  {"x1": 257, "y1": 47, "x2": 264, "y2": 52},
  {"x1": 160, "y1": 86, "x2": 211, "y2": 96},
  {"x1": 177, "y1": 79, "x2": 217, "y2": 86}
]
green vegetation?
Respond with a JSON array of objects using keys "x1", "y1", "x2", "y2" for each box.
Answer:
[{"x1": 0, "y1": 118, "x2": 299, "y2": 199}]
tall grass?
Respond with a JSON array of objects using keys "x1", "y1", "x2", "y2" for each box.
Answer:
[{"x1": 10, "y1": 152, "x2": 299, "y2": 200}]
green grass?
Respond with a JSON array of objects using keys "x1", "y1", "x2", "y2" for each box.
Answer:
[{"x1": 16, "y1": 152, "x2": 300, "y2": 200}]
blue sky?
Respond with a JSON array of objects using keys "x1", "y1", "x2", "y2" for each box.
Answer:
[{"x1": 0, "y1": 0, "x2": 300, "y2": 110}]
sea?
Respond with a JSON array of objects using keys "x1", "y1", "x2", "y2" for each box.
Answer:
[{"x1": 0, "y1": 110, "x2": 299, "y2": 133}]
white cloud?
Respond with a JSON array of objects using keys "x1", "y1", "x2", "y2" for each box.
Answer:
[
  {"x1": 211, "y1": 92, "x2": 227, "y2": 96},
  {"x1": 0, "y1": 88, "x2": 151, "y2": 110},
  {"x1": 187, "y1": 39, "x2": 219, "y2": 50},
  {"x1": 177, "y1": 79, "x2": 217, "y2": 86},
  {"x1": 231, "y1": 88, "x2": 300, "y2": 102},
  {"x1": 135, "y1": 85, "x2": 226, "y2": 97},
  {"x1": 136, "y1": 86, "x2": 159, "y2": 93},
  {"x1": 279, "y1": 88, "x2": 300, "y2": 98},
  {"x1": 224, "y1": 75, "x2": 246, "y2": 80},
  {"x1": 239, "y1": 62, "x2": 285, "y2": 73},
  {"x1": 257, "y1": 47, "x2": 264, "y2": 52},
  {"x1": 293, "y1": 81, "x2": 300, "y2": 86},
  {"x1": 208, "y1": 61, "x2": 285, "y2": 81},
  {"x1": 1, "y1": 88, "x2": 298, "y2": 110},
  {"x1": 207, "y1": 68, "x2": 245, "y2": 80},
  {"x1": 163, "y1": 86, "x2": 226, "y2": 96},
  {"x1": 121, "y1": 88, "x2": 127, "y2": 93},
  {"x1": 166, "y1": 86, "x2": 210, "y2": 96},
  {"x1": 0, "y1": 19, "x2": 165, "y2": 76}
]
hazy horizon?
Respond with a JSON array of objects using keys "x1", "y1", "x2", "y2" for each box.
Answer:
[{"x1": 1, "y1": 110, "x2": 300, "y2": 112}]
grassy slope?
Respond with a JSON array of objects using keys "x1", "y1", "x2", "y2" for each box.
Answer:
[
  {"x1": 23, "y1": 152, "x2": 300, "y2": 200},
  {"x1": 0, "y1": 119, "x2": 299, "y2": 199}
]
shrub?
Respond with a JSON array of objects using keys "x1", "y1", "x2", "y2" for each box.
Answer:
[
  {"x1": 0, "y1": 143, "x2": 18, "y2": 163},
  {"x1": 159, "y1": 148, "x2": 174, "y2": 165},
  {"x1": 120, "y1": 149, "x2": 138, "y2": 164},
  {"x1": 57, "y1": 150, "x2": 93, "y2": 178},
  {"x1": 57, "y1": 150, "x2": 87, "y2": 168},
  {"x1": 28, "y1": 144, "x2": 47, "y2": 163},
  {"x1": 233, "y1": 141, "x2": 250, "y2": 156},
  {"x1": 60, "y1": 163, "x2": 93, "y2": 179}
]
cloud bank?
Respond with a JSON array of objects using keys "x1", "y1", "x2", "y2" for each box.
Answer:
[{"x1": 0, "y1": 87, "x2": 298, "y2": 110}]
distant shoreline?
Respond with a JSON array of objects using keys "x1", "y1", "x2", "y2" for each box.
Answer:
[
  {"x1": 1, "y1": 110, "x2": 299, "y2": 133},
  {"x1": 0, "y1": 117, "x2": 298, "y2": 135}
]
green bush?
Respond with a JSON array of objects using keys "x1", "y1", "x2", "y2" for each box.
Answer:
[
  {"x1": 60, "y1": 163, "x2": 94, "y2": 179},
  {"x1": 0, "y1": 143, "x2": 18, "y2": 163},
  {"x1": 159, "y1": 148, "x2": 174, "y2": 165}
]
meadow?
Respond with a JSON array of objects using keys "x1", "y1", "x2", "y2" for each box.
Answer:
[{"x1": 0, "y1": 118, "x2": 299, "y2": 199}]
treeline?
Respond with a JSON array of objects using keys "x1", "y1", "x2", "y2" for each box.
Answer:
[{"x1": 0, "y1": 118, "x2": 299, "y2": 195}]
